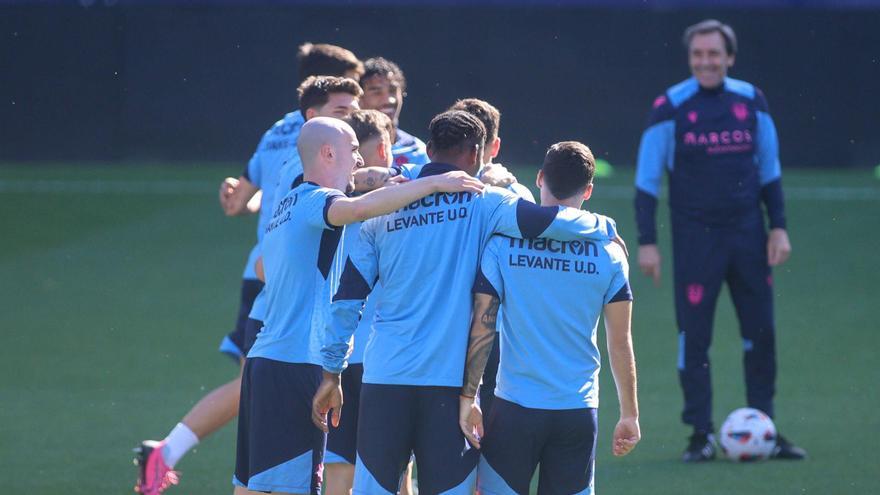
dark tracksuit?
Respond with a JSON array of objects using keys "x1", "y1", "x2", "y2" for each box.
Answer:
[{"x1": 635, "y1": 77, "x2": 787, "y2": 433}]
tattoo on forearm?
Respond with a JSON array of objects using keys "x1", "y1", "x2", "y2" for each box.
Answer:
[{"x1": 462, "y1": 296, "x2": 500, "y2": 398}]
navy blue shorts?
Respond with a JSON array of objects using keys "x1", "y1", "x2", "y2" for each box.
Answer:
[
  {"x1": 479, "y1": 398, "x2": 597, "y2": 495},
  {"x1": 325, "y1": 363, "x2": 363, "y2": 465},
  {"x1": 354, "y1": 384, "x2": 478, "y2": 494},
  {"x1": 234, "y1": 358, "x2": 325, "y2": 494},
  {"x1": 219, "y1": 278, "x2": 263, "y2": 361}
]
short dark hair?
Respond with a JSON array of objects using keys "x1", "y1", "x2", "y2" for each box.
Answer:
[
  {"x1": 297, "y1": 76, "x2": 363, "y2": 113},
  {"x1": 541, "y1": 141, "x2": 595, "y2": 200},
  {"x1": 449, "y1": 98, "x2": 501, "y2": 141},
  {"x1": 428, "y1": 110, "x2": 486, "y2": 155},
  {"x1": 343, "y1": 109, "x2": 393, "y2": 145},
  {"x1": 683, "y1": 19, "x2": 737, "y2": 55},
  {"x1": 297, "y1": 42, "x2": 364, "y2": 82},
  {"x1": 360, "y1": 57, "x2": 407, "y2": 92}
]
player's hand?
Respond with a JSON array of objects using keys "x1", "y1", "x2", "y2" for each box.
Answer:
[
  {"x1": 612, "y1": 416, "x2": 640, "y2": 456},
  {"x1": 218, "y1": 177, "x2": 239, "y2": 212},
  {"x1": 459, "y1": 395, "x2": 484, "y2": 449},
  {"x1": 638, "y1": 244, "x2": 661, "y2": 287},
  {"x1": 480, "y1": 163, "x2": 517, "y2": 188},
  {"x1": 767, "y1": 228, "x2": 791, "y2": 267},
  {"x1": 431, "y1": 171, "x2": 485, "y2": 194},
  {"x1": 311, "y1": 372, "x2": 343, "y2": 433}
]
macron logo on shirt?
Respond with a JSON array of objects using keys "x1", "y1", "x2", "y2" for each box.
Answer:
[
  {"x1": 385, "y1": 191, "x2": 475, "y2": 232},
  {"x1": 507, "y1": 237, "x2": 602, "y2": 275}
]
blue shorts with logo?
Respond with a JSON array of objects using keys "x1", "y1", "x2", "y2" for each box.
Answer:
[
  {"x1": 218, "y1": 279, "x2": 264, "y2": 362},
  {"x1": 234, "y1": 358, "x2": 325, "y2": 494},
  {"x1": 479, "y1": 398, "x2": 597, "y2": 495},
  {"x1": 325, "y1": 363, "x2": 364, "y2": 465},
  {"x1": 354, "y1": 383, "x2": 478, "y2": 494}
]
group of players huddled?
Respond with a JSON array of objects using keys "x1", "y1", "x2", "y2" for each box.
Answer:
[{"x1": 135, "y1": 42, "x2": 638, "y2": 495}]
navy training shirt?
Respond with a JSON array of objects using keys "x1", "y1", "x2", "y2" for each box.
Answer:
[{"x1": 634, "y1": 77, "x2": 785, "y2": 245}]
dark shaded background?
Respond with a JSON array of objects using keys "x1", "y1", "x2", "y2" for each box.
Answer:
[{"x1": 3, "y1": 2, "x2": 878, "y2": 168}]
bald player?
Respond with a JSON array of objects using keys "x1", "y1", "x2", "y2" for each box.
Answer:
[{"x1": 233, "y1": 117, "x2": 484, "y2": 495}]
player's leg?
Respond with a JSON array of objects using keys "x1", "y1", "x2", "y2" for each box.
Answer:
[
  {"x1": 478, "y1": 331, "x2": 501, "y2": 417},
  {"x1": 235, "y1": 358, "x2": 326, "y2": 495},
  {"x1": 727, "y1": 223, "x2": 806, "y2": 460},
  {"x1": 135, "y1": 280, "x2": 263, "y2": 494},
  {"x1": 411, "y1": 386, "x2": 479, "y2": 494},
  {"x1": 670, "y1": 215, "x2": 727, "y2": 461},
  {"x1": 325, "y1": 363, "x2": 363, "y2": 495},
  {"x1": 476, "y1": 397, "x2": 543, "y2": 494},
  {"x1": 354, "y1": 383, "x2": 417, "y2": 494},
  {"x1": 536, "y1": 407, "x2": 598, "y2": 495}
]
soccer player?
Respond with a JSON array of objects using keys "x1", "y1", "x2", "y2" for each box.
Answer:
[
  {"x1": 358, "y1": 57, "x2": 430, "y2": 167},
  {"x1": 447, "y1": 97, "x2": 534, "y2": 419},
  {"x1": 234, "y1": 117, "x2": 484, "y2": 495},
  {"x1": 134, "y1": 72, "x2": 362, "y2": 495},
  {"x1": 460, "y1": 141, "x2": 640, "y2": 494},
  {"x1": 315, "y1": 111, "x2": 621, "y2": 494},
  {"x1": 323, "y1": 109, "x2": 395, "y2": 495},
  {"x1": 634, "y1": 19, "x2": 805, "y2": 461}
]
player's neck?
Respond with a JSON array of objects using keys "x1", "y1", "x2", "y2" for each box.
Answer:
[
  {"x1": 540, "y1": 191, "x2": 584, "y2": 210},
  {"x1": 303, "y1": 169, "x2": 345, "y2": 192}
]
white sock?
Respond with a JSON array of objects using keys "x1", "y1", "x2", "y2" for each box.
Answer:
[{"x1": 162, "y1": 423, "x2": 199, "y2": 468}]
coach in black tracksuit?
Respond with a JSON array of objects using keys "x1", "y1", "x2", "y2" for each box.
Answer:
[{"x1": 634, "y1": 19, "x2": 806, "y2": 462}]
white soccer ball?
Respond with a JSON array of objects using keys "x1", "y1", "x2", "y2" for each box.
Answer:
[{"x1": 719, "y1": 407, "x2": 777, "y2": 462}]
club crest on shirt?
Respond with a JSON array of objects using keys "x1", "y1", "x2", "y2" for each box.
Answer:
[
  {"x1": 731, "y1": 102, "x2": 749, "y2": 122},
  {"x1": 687, "y1": 283, "x2": 704, "y2": 305},
  {"x1": 687, "y1": 111, "x2": 698, "y2": 124}
]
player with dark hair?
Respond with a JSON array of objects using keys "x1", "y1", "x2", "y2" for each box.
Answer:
[
  {"x1": 133, "y1": 74, "x2": 361, "y2": 495},
  {"x1": 314, "y1": 111, "x2": 622, "y2": 494},
  {"x1": 233, "y1": 117, "x2": 484, "y2": 495},
  {"x1": 359, "y1": 57, "x2": 429, "y2": 166},
  {"x1": 634, "y1": 19, "x2": 805, "y2": 462},
  {"x1": 461, "y1": 141, "x2": 639, "y2": 494},
  {"x1": 297, "y1": 42, "x2": 364, "y2": 82}
]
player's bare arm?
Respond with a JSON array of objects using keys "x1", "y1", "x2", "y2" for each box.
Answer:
[
  {"x1": 219, "y1": 175, "x2": 260, "y2": 216},
  {"x1": 604, "y1": 299, "x2": 640, "y2": 457},
  {"x1": 459, "y1": 292, "x2": 500, "y2": 449},
  {"x1": 326, "y1": 171, "x2": 483, "y2": 226},
  {"x1": 479, "y1": 162, "x2": 516, "y2": 188}
]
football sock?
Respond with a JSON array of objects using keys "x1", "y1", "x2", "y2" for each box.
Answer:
[{"x1": 162, "y1": 422, "x2": 200, "y2": 468}]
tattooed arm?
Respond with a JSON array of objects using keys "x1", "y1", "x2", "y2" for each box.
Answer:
[
  {"x1": 351, "y1": 166, "x2": 405, "y2": 192},
  {"x1": 459, "y1": 292, "x2": 500, "y2": 448}
]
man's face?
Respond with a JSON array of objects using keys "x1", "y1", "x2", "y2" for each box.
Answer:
[
  {"x1": 688, "y1": 31, "x2": 734, "y2": 89},
  {"x1": 316, "y1": 92, "x2": 360, "y2": 119},
  {"x1": 334, "y1": 128, "x2": 365, "y2": 192},
  {"x1": 360, "y1": 74, "x2": 403, "y2": 128}
]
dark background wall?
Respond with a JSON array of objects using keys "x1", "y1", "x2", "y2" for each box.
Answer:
[{"x1": 2, "y1": 3, "x2": 878, "y2": 168}]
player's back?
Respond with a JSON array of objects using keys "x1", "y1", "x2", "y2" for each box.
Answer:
[
  {"x1": 478, "y1": 231, "x2": 631, "y2": 409},
  {"x1": 249, "y1": 180, "x2": 344, "y2": 365}
]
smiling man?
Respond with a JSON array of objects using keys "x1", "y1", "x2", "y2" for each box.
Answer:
[{"x1": 634, "y1": 19, "x2": 805, "y2": 462}]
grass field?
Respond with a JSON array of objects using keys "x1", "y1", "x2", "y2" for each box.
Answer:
[{"x1": 1, "y1": 163, "x2": 878, "y2": 494}]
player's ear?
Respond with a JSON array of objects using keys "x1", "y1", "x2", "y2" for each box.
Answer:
[
  {"x1": 535, "y1": 169, "x2": 544, "y2": 189},
  {"x1": 490, "y1": 137, "x2": 501, "y2": 160},
  {"x1": 727, "y1": 53, "x2": 736, "y2": 68},
  {"x1": 377, "y1": 139, "x2": 388, "y2": 163},
  {"x1": 320, "y1": 143, "x2": 334, "y2": 161},
  {"x1": 305, "y1": 107, "x2": 318, "y2": 121},
  {"x1": 582, "y1": 183, "x2": 594, "y2": 201},
  {"x1": 426, "y1": 141, "x2": 434, "y2": 159}
]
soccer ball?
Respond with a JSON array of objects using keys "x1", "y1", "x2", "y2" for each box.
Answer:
[{"x1": 718, "y1": 408, "x2": 777, "y2": 462}]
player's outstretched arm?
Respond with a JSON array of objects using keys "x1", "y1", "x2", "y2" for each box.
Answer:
[
  {"x1": 219, "y1": 175, "x2": 260, "y2": 216},
  {"x1": 459, "y1": 293, "x2": 499, "y2": 449},
  {"x1": 604, "y1": 300, "x2": 640, "y2": 457},
  {"x1": 326, "y1": 171, "x2": 484, "y2": 226}
]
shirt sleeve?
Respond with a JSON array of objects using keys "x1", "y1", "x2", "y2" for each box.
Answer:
[
  {"x1": 305, "y1": 188, "x2": 345, "y2": 230},
  {"x1": 473, "y1": 237, "x2": 503, "y2": 300},
  {"x1": 322, "y1": 221, "x2": 379, "y2": 374},
  {"x1": 634, "y1": 94, "x2": 675, "y2": 246},
  {"x1": 604, "y1": 245, "x2": 634, "y2": 305},
  {"x1": 754, "y1": 88, "x2": 787, "y2": 230}
]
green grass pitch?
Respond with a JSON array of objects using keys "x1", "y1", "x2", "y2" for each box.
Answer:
[{"x1": 0, "y1": 163, "x2": 878, "y2": 494}]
